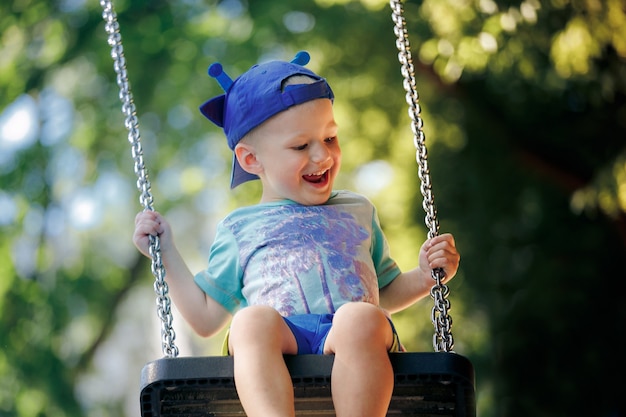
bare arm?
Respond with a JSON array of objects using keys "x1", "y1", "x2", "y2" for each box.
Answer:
[
  {"x1": 379, "y1": 233, "x2": 460, "y2": 314},
  {"x1": 133, "y1": 211, "x2": 231, "y2": 337}
]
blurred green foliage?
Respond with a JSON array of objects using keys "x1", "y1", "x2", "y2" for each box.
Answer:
[{"x1": 1, "y1": 0, "x2": 625, "y2": 416}]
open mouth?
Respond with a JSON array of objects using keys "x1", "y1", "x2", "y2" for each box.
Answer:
[{"x1": 302, "y1": 169, "x2": 329, "y2": 184}]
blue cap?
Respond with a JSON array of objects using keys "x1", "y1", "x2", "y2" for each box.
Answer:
[{"x1": 199, "y1": 51, "x2": 334, "y2": 188}]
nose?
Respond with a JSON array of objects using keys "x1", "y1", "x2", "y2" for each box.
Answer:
[{"x1": 310, "y1": 141, "x2": 331, "y2": 164}]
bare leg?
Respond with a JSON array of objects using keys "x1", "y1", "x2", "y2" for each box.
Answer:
[
  {"x1": 228, "y1": 305, "x2": 298, "y2": 417},
  {"x1": 324, "y1": 302, "x2": 394, "y2": 417}
]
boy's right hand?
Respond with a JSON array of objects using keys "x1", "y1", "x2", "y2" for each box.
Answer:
[{"x1": 133, "y1": 211, "x2": 173, "y2": 258}]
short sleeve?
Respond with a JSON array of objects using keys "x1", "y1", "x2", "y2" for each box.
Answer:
[
  {"x1": 370, "y1": 206, "x2": 401, "y2": 288},
  {"x1": 193, "y1": 221, "x2": 246, "y2": 314}
]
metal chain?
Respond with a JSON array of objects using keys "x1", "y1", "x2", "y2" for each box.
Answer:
[
  {"x1": 389, "y1": 0, "x2": 454, "y2": 352},
  {"x1": 100, "y1": 0, "x2": 179, "y2": 358}
]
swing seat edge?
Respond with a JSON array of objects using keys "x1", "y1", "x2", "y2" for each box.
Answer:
[{"x1": 139, "y1": 352, "x2": 475, "y2": 417}]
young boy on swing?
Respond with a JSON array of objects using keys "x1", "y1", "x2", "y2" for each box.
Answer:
[{"x1": 133, "y1": 51, "x2": 460, "y2": 417}]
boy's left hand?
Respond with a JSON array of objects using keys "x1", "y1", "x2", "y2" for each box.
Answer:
[{"x1": 419, "y1": 233, "x2": 460, "y2": 282}]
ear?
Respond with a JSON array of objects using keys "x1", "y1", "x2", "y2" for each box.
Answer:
[{"x1": 234, "y1": 142, "x2": 264, "y2": 175}]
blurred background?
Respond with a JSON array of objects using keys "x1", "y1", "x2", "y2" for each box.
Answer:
[{"x1": 1, "y1": 0, "x2": 625, "y2": 416}]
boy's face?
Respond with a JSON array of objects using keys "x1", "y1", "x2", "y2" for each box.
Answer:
[{"x1": 240, "y1": 98, "x2": 341, "y2": 205}]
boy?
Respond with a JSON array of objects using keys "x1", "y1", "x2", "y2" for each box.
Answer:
[{"x1": 133, "y1": 51, "x2": 460, "y2": 417}]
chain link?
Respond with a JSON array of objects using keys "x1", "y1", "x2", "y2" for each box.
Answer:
[
  {"x1": 100, "y1": 0, "x2": 179, "y2": 358},
  {"x1": 389, "y1": 0, "x2": 454, "y2": 352}
]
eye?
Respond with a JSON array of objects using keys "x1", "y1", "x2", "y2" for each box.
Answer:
[
  {"x1": 292, "y1": 143, "x2": 308, "y2": 151},
  {"x1": 325, "y1": 136, "x2": 337, "y2": 144}
]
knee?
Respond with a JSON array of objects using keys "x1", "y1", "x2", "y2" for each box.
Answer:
[
  {"x1": 229, "y1": 305, "x2": 285, "y2": 353},
  {"x1": 332, "y1": 302, "x2": 391, "y2": 346}
]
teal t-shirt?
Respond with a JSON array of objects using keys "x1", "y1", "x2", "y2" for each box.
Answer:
[{"x1": 194, "y1": 190, "x2": 401, "y2": 317}]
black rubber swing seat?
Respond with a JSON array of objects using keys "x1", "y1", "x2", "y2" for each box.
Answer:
[{"x1": 139, "y1": 351, "x2": 475, "y2": 417}]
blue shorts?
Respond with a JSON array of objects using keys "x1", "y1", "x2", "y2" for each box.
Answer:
[
  {"x1": 283, "y1": 313, "x2": 403, "y2": 355},
  {"x1": 283, "y1": 314, "x2": 334, "y2": 355}
]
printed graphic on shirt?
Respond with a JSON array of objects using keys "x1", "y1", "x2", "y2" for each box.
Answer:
[{"x1": 224, "y1": 204, "x2": 378, "y2": 316}]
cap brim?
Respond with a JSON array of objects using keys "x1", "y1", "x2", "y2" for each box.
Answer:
[{"x1": 230, "y1": 154, "x2": 259, "y2": 189}]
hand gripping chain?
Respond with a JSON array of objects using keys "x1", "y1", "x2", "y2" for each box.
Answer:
[
  {"x1": 100, "y1": 0, "x2": 179, "y2": 358},
  {"x1": 389, "y1": 0, "x2": 454, "y2": 352}
]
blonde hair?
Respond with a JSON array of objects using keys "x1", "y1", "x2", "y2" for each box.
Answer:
[{"x1": 281, "y1": 74, "x2": 317, "y2": 91}]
